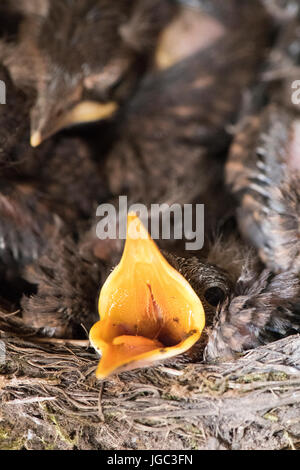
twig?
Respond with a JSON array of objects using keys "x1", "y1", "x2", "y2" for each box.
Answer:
[
  {"x1": 98, "y1": 382, "x2": 105, "y2": 422},
  {"x1": 5, "y1": 396, "x2": 56, "y2": 405},
  {"x1": 29, "y1": 337, "x2": 90, "y2": 347}
]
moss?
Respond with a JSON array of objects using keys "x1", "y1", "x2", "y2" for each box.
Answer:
[
  {"x1": 40, "y1": 404, "x2": 78, "y2": 448},
  {"x1": 162, "y1": 393, "x2": 182, "y2": 401},
  {"x1": 0, "y1": 428, "x2": 9, "y2": 441},
  {"x1": 263, "y1": 412, "x2": 278, "y2": 422},
  {"x1": 40, "y1": 438, "x2": 59, "y2": 451},
  {"x1": 237, "y1": 372, "x2": 289, "y2": 384},
  {"x1": 181, "y1": 423, "x2": 205, "y2": 450},
  {"x1": 0, "y1": 427, "x2": 25, "y2": 450}
]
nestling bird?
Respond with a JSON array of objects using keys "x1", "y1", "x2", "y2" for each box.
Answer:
[
  {"x1": 1, "y1": 0, "x2": 176, "y2": 146},
  {"x1": 226, "y1": 104, "x2": 300, "y2": 273},
  {"x1": 226, "y1": 10, "x2": 300, "y2": 273},
  {"x1": 0, "y1": 64, "x2": 61, "y2": 272},
  {"x1": 89, "y1": 214, "x2": 206, "y2": 378},
  {"x1": 0, "y1": 61, "x2": 111, "y2": 275},
  {"x1": 89, "y1": 215, "x2": 300, "y2": 375}
]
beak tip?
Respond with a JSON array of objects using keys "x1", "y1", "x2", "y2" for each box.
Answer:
[
  {"x1": 95, "y1": 370, "x2": 106, "y2": 380},
  {"x1": 30, "y1": 131, "x2": 42, "y2": 148}
]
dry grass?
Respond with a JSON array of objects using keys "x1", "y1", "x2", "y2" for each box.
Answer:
[{"x1": 0, "y1": 309, "x2": 300, "y2": 450}]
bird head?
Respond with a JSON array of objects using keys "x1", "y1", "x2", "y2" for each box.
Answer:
[
  {"x1": 25, "y1": 0, "x2": 175, "y2": 147},
  {"x1": 29, "y1": 75, "x2": 119, "y2": 147},
  {"x1": 89, "y1": 213, "x2": 207, "y2": 379}
]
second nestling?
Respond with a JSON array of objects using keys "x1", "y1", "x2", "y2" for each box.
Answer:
[{"x1": 1, "y1": 0, "x2": 175, "y2": 146}]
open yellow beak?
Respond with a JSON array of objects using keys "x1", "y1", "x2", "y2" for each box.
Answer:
[{"x1": 89, "y1": 213, "x2": 205, "y2": 379}]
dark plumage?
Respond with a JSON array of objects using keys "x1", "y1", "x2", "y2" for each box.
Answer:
[
  {"x1": 0, "y1": 62, "x2": 110, "y2": 273},
  {"x1": 220, "y1": 9, "x2": 300, "y2": 356},
  {"x1": 167, "y1": 239, "x2": 300, "y2": 361},
  {"x1": 28, "y1": 135, "x2": 110, "y2": 227},
  {"x1": 22, "y1": 236, "x2": 105, "y2": 338},
  {"x1": 205, "y1": 265, "x2": 300, "y2": 360},
  {"x1": 0, "y1": 181, "x2": 62, "y2": 271},
  {"x1": 0, "y1": 66, "x2": 59, "y2": 270},
  {"x1": 0, "y1": 64, "x2": 34, "y2": 165},
  {"x1": 106, "y1": 0, "x2": 271, "y2": 207},
  {"x1": 227, "y1": 104, "x2": 300, "y2": 273},
  {"x1": 0, "y1": 5, "x2": 114, "y2": 320},
  {"x1": 84, "y1": 0, "x2": 271, "y2": 262}
]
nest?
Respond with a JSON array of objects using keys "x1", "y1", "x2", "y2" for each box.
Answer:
[{"x1": 1, "y1": 309, "x2": 299, "y2": 450}]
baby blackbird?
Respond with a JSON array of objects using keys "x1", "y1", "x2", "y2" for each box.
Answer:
[
  {"x1": 226, "y1": 104, "x2": 300, "y2": 273},
  {"x1": 167, "y1": 241, "x2": 300, "y2": 362},
  {"x1": 226, "y1": 11, "x2": 300, "y2": 273},
  {"x1": 205, "y1": 266, "x2": 300, "y2": 361},
  {"x1": 0, "y1": 62, "x2": 110, "y2": 278},
  {"x1": 0, "y1": 64, "x2": 61, "y2": 272},
  {"x1": 21, "y1": 218, "x2": 300, "y2": 362},
  {"x1": 1, "y1": 0, "x2": 175, "y2": 146},
  {"x1": 0, "y1": 63, "x2": 109, "y2": 328}
]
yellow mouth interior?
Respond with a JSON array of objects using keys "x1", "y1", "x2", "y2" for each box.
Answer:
[{"x1": 89, "y1": 213, "x2": 205, "y2": 378}]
